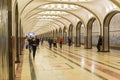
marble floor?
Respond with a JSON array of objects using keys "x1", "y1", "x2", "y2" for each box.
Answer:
[{"x1": 16, "y1": 42, "x2": 120, "y2": 80}]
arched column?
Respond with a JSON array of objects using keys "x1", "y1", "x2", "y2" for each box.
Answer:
[
  {"x1": 103, "y1": 11, "x2": 119, "y2": 52},
  {"x1": 14, "y1": 2, "x2": 20, "y2": 63},
  {"x1": 56, "y1": 29, "x2": 58, "y2": 38},
  {"x1": 50, "y1": 31, "x2": 52, "y2": 38},
  {"x1": 53, "y1": 30, "x2": 55, "y2": 38},
  {"x1": 68, "y1": 24, "x2": 73, "y2": 41},
  {"x1": 59, "y1": 28, "x2": 62, "y2": 38},
  {"x1": 76, "y1": 22, "x2": 82, "y2": 47},
  {"x1": 87, "y1": 18, "x2": 96, "y2": 49},
  {"x1": 63, "y1": 27, "x2": 67, "y2": 44}
]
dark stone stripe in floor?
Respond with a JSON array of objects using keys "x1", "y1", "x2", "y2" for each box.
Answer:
[
  {"x1": 54, "y1": 54, "x2": 57, "y2": 58},
  {"x1": 45, "y1": 44, "x2": 120, "y2": 79},
  {"x1": 29, "y1": 53, "x2": 37, "y2": 80},
  {"x1": 45, "y1": 44, "x2": 120, "y2": 69},
  {"x1": 63, "y1": 49, "x2": 120, "y2": 70},
  {"x1": 65, "y1": 63, "x2": 74, "y2": 69},
  {"x1": 45, "y1": 47, "x2": 107, "y2": 80},
  {"x1": 56, "y1": 48, "x2": 120, "y2": 80},
  {"x1": 109, "y1": 62, "x2": 120, "y2": 66}
]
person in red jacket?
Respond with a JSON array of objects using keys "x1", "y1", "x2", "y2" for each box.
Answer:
[{"x1": 59, "y1": 38, "x2": 63, "y2": 48}]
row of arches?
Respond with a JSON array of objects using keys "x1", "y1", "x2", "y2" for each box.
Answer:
[
  {"x1": 41, "y1": 11, "x2": 120, "y2": 52},
  {"x1": 16, "y1": 0, "x2": 120, "y2": 52}
]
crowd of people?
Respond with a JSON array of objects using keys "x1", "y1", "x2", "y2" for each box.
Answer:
[
  {"x1": 47, "y1": 37, "x2": 73, "y2": 49},
  {"x1": 25, "y1": 37, "x2": 44, "y2": 59},
  {"x1": 25, "y1": 35, "x2": 102, "y2": 60},
  {"x1": 25, "y1": 36, "x2": 73, "y2": 60}
]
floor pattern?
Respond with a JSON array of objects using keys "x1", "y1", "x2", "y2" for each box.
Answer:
[{"x1": 19, "y1": 43, "x2": 120, "y2": 80}]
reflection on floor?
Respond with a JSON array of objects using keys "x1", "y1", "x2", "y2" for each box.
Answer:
[{"x1": 17, "y1": 42, "x2": 120, "y2": 80}]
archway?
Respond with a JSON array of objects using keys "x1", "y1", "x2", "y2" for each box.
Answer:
[
  {"x1": 103, "y1": 10, "x2": 120, "y2": 52},
  {"x1": 109, "y1": 13, "x2": 120, "y2": 49},
  {"x1": 59, "y1": 28, "x2": 62, "y2": 38},
  {"x1": 53, "y1": 30, "x2": 55, "y2": 38},
  {"x1": 68, "y1": 24, "x2": 73, "y2": 41},
  {"x1": 55, "y1": 29, "x2": 58, "y2": 39},
  {"x1": 63, "y1": 27, "x2": 67, "y2": 44},
  {"x1": 87, "y1": 17, "x2": 96, "y2": 49},
  {"x1": 76, "y1": 22, "x2": 82, "y2": 47},
  {"x1": 50, "y1": 31, "x2": 53, "y2": 37}
]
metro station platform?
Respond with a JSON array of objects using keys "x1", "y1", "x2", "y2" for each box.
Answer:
[{"x1": 15, "y1": 42, "x2": 120, "y2": 80}]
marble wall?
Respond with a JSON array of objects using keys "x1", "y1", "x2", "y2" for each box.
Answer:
[
  {"x1": 73, "y1": 13, "x2": 120, "y2": 48},
  {"x1": 109, "y1": 32, "x2": 120, "y2": 47}
]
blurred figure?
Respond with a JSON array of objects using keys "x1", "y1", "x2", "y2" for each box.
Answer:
[
  {"x1": 31, "y1": 38, "x2": 38, "y2": 59},
  {"x1": 41, "y1": 37, "x2": 44, "y2": 46},
  {"x1": 59, "y1": 38, "x2": 63, "y2": 48},
  {"x1": 25, "y1": 38, "x2": 28, "y2": 49},
  {"x1": 36, "y1": 37, "x2": 40, "y2": 48},
  {"x1": 48, "y1": 37, "x2": 53, "y2": 49},
  {"x1": 68, "y1": 37, "x2": 72, "y2": 47},
  {"x1": 53, "y1": 37, "x2": 57, "y2": 48},
  {"x1": 27, "y1": 37, "x2": 32, "y2": 53},
  {"x1": 97, "y1": 35, "x2": 102, "y2": 52}
]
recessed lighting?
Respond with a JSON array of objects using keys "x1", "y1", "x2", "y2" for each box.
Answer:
[
  {"x1": 39, "y1": 4, "x2": 80, "y2": 10},
  {"x1": 39, "y1": 11, "x2": 68, "y2": 15},
  {"x1": 37, "y1": 16, "x2": 60, "y2": 19}
]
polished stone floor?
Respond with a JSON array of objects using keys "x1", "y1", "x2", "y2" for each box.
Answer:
[{"x1": 16, "y1": 42, "x2": 120, "y2": 80}]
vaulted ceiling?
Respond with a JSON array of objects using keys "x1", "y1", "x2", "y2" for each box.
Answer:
[{"x1": 15, "y1": 0, "x2": 120, "y2": 35}]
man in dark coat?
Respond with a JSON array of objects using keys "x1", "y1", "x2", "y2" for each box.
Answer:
[
  {"x1": 27, "y1": 38, "x2": 32, "y2": 53},
  {"x1": 31, "y1": 38, "x2": 38, "y2": 59},
  {"x1": 97, "y1": 35, "x2": 102, "y2": 52}
]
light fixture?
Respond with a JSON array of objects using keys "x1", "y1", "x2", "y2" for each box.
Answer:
[
  {"x1": 56, "y1": 0, "x2": 93, "y2": 2},
  {"x1": 39, "y1": 4, "x2": 80, "y2": 10},
  {"x1": 37, "y1": 16, "x2": 60, "y2": 19},
  {"x1": 81, "y1": 24, "x2": 84, "y2": 27},
  {"x1": 38, "y1": 11, "x2": 68, "y2": 15}
]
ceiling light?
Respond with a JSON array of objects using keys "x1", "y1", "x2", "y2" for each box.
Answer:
[
  {"x1": 37, "y1": 16, "x2": 60, "y2": 19},
  {"x1": 38, "y1": 11, "x2": 68, "y2": 15},
  {"x1": 39, "y1": 4, "x2": 80, "y2": 10},
  {"x1": 57, "y1": 0, "x2": 93, "y2": 2}
]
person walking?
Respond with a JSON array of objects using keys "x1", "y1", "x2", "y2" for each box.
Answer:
[
  {"x1": 68, "y1": 37, "x2": 72, "y2": 47},
  {"x1": 53, "y1": 37, "x2": 57, "y2": 49},
  {"x1": 25, "y1": 38, "x2": 29, "y2": 49},
  {"x1": 97, "y1": 35, "x2": 102, "y2": 52},
  {"x1": 36, "y1": 37, "x2": 40, "y2": 48},
  {"x1": 41, "y1": 37, "x2": 44, "y2": 46},
  {"x1": 27, "y1": 37, "x2": 32, "y2": 53},
  {"x1": 31, "y1": 38, "x2": 38, "y2": 59},
  {"x1": 48, "y1": 37, "x2": 53, "y2": 49},
  {"x1": 59, "y1": 38, "x2": 63, "y2": 48}
]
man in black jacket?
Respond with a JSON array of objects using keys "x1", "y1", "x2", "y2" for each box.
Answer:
[
  {"x1": 27, "y1": 37, "x2": 32, "y2": 53},
  {"x1": 97, "y1": 35, "x2": 102, "y2": 52},
  {"x1": 31, "y1": 38, "x2": 38, "y2": 59}
]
